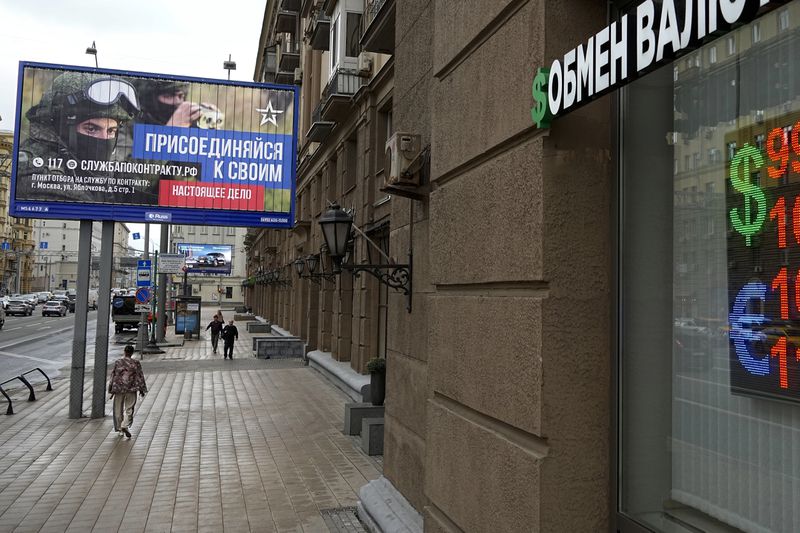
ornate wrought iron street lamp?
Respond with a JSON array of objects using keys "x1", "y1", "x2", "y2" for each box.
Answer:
[{"x1": 318, "y1": 203, "x2": 412, "y2": 312}]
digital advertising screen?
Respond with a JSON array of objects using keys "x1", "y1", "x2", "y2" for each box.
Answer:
[
  {"x1": 10, "y1": 62, "x2": 297, "y2": 228},
  {"x1": 176, "y1": 243, "x2": 232, "y2": 275},
  {"x1": 727, "y1": 113, "x2": 800, "y2": 403}
]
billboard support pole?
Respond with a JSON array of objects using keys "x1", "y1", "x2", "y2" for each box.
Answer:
[
  {"x1": 156, "y1": 224, "x2": 168, "y2": 342},
  {"x1": 91, "y1": 221, "x2": 115, "y2": 418},
  {"x1": 136, "y1": 224, "x2": 149, "y2": 354},
  {"x1": 68, "y1": 220, "x2": 92, "y2": 419}
]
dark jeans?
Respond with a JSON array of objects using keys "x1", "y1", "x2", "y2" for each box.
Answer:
[
  {"x1": 211, "y1": 332, "x2": 219, "y2": 352},
  {"x1": 224, "y1": 341, "x2": 234, "y2": 359}
]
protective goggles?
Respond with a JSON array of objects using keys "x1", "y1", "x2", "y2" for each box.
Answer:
[{"x1": 65, "y1": 78, "x2": 140, "y2": 115}]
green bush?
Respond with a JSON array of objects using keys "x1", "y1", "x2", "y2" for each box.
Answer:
[{"x1": 366, "y1": 357, "x2": 386, "y2": 374}]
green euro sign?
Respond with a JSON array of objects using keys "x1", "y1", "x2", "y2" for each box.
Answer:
[
  {"x1": 729, "y1": 143, "x2": 766, "y2": 247},
  {"x1": 531, "y1": 68, "x2": 551, "y2": 128}
]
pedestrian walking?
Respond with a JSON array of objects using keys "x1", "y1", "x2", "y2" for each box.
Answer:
[
  {"x1": 222, "y1": 320, "x2": 239, "y2": 360},
  {"x1": 108, "y1": 345, "x2": 147, "y2": 439},
  {"x1": 206, "y1": 314, "x2": 223, "y2": 354}
]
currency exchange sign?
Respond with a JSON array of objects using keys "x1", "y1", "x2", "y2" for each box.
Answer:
[
  {"x1": 727, "y1": 119, "x2": 800, "y2": 404},
  {"x1": 10, "y1": 62, "x2": 298, "y2": 228}
]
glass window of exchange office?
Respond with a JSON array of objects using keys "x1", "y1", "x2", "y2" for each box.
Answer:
[{"x1": 619, "y1": 3, "x2": 800, "y2": 533}]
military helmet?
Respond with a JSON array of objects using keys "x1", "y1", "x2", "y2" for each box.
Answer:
[
  {"x1": 134, "y1": 78, "x2": 190, "y2": 103},
  {"x1": 27, "y1": 71, "x2": 139, "y2": 125}
]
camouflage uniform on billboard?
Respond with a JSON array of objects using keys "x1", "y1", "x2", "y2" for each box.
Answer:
[{"x1": 16, "y1": 71, "x2": 139, "y2": 203}]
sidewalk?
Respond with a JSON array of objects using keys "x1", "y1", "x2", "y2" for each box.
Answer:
[{"x1": 0, "y1": 310, "x2": 381, "y2": 532}]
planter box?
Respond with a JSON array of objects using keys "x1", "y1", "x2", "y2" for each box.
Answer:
[
  {"x1": 246, "y1": 321, "x2": 271, "y2": 333},
  {"x1": 233, "y1": 313, "x2": 255, "y2": 322},
  {"x1": 255, "y1": 337, "x2": 305, "y2": 359}
]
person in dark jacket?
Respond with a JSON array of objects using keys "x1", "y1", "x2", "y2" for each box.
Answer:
[
  {"x1": 221, "y1": 320, "x2": 238, "y2": 360},
  {"x1": 206, "y1": 314, "x2": 223, "y2": 354}
]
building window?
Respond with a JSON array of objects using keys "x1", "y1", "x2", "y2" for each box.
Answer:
[
  {"x1": 619, "y1": 14, "x2": 800, "y2": 533},
  {"x1": 752, "y1": 22, "x2": 761, "y2": 43},
  {"x1": 200, "y1": 226, "x2": 208, "y2": 235},
  {"x1": 779, "y1": 8, "x2": 790, "y2": 31},
  {"x1": 346, "y1": 12, "x2": 362, "y2": 58},
  {"x1": 227, "y1": 227, "x2": 236, "y2": 236},
  {"x1": 708, "y1": 46, "x2": 717, "y2": 64},
  {"x1": 212, "y1": 227, "x2": 220, "y2": 235},
  {"x1": 330, "y1": 16, "x2": 339, "y2": 70},
  {"x1": 343, "y1": 138, "x2": 357, "y2": 192},
  {"x1": 188, "y1": 226, "x2": 195, "y2": 235}
]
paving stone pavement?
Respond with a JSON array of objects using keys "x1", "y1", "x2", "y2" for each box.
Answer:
[{"x1": 0, "y1": 310, "x2": 381, "y2": 532}]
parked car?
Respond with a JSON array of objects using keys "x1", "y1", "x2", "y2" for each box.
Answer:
[
  {"x1": 41, "y1": 300, "x2": 67, "y2": 317},
  {"x1": 6, "y1": 299, "x2": 32, "y2": 316}
]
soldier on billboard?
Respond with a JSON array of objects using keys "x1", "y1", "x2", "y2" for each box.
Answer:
[
  {"x1": 16, "y1": 71, "x2": 140, "y2": 202},
  {"x1": 135, "y1": 79, "x2": 223, "y2": 129}
]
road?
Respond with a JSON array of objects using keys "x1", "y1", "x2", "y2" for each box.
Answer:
[{"x1": 0, "y1": 308, "x2": 127, "y2": 383}]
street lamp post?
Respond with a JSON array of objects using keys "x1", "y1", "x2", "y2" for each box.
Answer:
[
  {"x1": 86, "y1": 41, "x2": 98, "y2": 68},
  {"x1": 223, "y1": 54, "x2": 236, "y2": 80}
]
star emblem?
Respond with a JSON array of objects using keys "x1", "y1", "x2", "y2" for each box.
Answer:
[{"x1": 255, "y1": 101, "x2": 284, "y2": 127}]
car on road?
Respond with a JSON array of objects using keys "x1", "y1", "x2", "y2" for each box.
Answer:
[
  {"x1": 41, "y1": 300, "x2": 67, "y2": 317},
  {"x1": 36, "y1": 292, "x2": 51, "y2": 303},
  {"x1": 22, "y1": 294, "x2": 38, "y2": 308},
  {"x1": 6, "y1": 299, "x2": 32, "y2": 316}
]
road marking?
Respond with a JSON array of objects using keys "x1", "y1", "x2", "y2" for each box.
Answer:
[
  {"x1": 0, "y1": 351, "x2": 57, "y2": 365},
  {"x1": 6, "y1": 327, "x2": 21, "y2": 331},
  {"x1": 40, "y1": 326, "x2": 51, "y2": 330}
]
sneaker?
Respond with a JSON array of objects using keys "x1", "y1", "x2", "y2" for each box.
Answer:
[{"x1": 122, "y1": 428, "x2": 131, "y2": 438}]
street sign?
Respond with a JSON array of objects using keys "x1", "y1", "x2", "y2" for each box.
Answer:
[
  {"x1": 1, "y1": 242, "x2": 10, "y2": 250},
  {"x1": 135, "y1": 287, "x2": 151, "y2": 304},
  {"x1": 135, "y1": 303, "x2": 150, "y2": 313},
  {"x1": 137, "y1": 259, "x2": 152, "y2": 287},
  {"x1": 137, "y1": 269, "x2": 151, "y2": 287},
  {"x1": 158, "y1": 253, "x2": 187, "y2": 274},
  {"x1": 132, "y1": 233, "x2": 141, "y2": 240},
  {"x1": 39, "y1": 241, "x2": 47, "y2": 249}
]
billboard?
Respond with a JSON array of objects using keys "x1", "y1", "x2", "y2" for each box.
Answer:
[
  {"x1": 10, "y1": 62, "x2": 297, "y2": 228},
  {"x1": 176, "y1": 243, "x2": 232, "y2": 275}
]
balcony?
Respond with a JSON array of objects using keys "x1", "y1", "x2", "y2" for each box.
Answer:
[
  {"x1": 306, "y1": 10, "x2": 330, "y2": 50},
  {"x1": 360, "y1": 0, "x2": 395, "y2": 54},
  {"x1": 277, "y1": 35, "x2": 301, "y2": 75},
  {"x1": 279, "y1": 0, "x2": 301, "y2": 11},
  {"x1": 320, "y1": 68, "x2": 363, "y2": 122},
  {"x1": 262, "y1": 47, "x2": 278, "y2": 83},
  {"x1": 275, "y1": 8, "x2": 298, "y2": 34},
  {"x1": 306, "y1": 102, "x2": 335, "y2": 142}
]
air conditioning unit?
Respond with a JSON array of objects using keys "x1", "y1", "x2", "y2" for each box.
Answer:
[
  {"x1": 385, "y1": 133, "x2": 421, "y2": 187},
  {"x1": 358, "y1": 52, "x2": 373, "y2": 75},
  {"x1": 293, "y1": 68, "x2": 303, "y2": 85},
  {"x1": 666, "y1": 132, "x2": 678, "y2": 146}
]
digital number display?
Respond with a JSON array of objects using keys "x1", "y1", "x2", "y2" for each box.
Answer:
[{"x1": 728, "y1": 117, "x2": 800, "y2": 402}]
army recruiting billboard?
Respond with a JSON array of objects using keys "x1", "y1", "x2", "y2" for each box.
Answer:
[
  {"x1": 10, "y1": 62, "x2": 298, "y2": 228},
  {"x1": 176, "y1": 243, "x2": 233, "y2": 275}
]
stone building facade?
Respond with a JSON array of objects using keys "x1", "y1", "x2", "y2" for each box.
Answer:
[{"x1": 248, "y1": 1, "x2": 612, "y2": 531}]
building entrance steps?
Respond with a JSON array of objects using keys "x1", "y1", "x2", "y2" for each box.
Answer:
[{"x1": 0, "y1": 307, "x2": 382, "y2": 532}]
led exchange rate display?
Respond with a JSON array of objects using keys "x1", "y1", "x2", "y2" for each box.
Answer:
[{"x1": 728, "y1": 115, "x2": 800, "y2": 402}]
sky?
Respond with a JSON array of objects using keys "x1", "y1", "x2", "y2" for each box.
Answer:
[{"x1": 0, "y1": 0, "x2": 265, "y2": 250}]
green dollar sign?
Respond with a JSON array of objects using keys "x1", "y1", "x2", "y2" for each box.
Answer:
[
  {"x1": 531, "y1": 68, "x2": 551, "y2": 129},
  {"x1": 729, "y1": 143, "x2": 766, "y2": 246}
]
